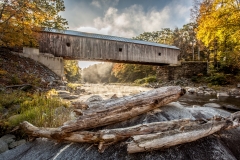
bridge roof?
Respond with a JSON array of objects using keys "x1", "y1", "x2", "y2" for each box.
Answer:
[{"x1": 42, "y1": 28, "x2": 179, "y2": 50}]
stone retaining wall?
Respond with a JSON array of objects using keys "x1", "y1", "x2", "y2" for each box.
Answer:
[
  {"x1": 22, "y1": 47, "x2": 65, "y2": 78},
  {"x1": 157, "y1": 62, "x2": 208, "y2": 82}
]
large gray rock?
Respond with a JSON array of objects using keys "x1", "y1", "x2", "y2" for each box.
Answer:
[
  {"x1": 0, "y1": 139, "x2": 8, "y2": 154},
  {"x1": 0, "y1": 103, "x2": 239, "y2": 160},
  {"x1": 0, "y1": 134, "x2": 16, "y2": 144},
  {"x1": 9, "y1": 140, "x2": 26, "y2": 149}
]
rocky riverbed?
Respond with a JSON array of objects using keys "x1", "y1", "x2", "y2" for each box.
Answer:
[{"x1": 0, "y1": 83, "x2": 240, "y2": 159}]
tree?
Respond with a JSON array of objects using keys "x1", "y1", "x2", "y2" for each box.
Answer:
[
  {"x1": 64, "y1": 60, "x2": 81, "y2": 82},
  {"x1": 196, "y1": 0, "x2": 240, "y2": 70},
  {"x1": 112, "y1": 63, "x2": 157, "y2": 82},
  {"x1": 0, "y1": 0, "x2": 68, "y2": 47},
  {"x1": 133, "y1": 28, "x2": 173, "y2": 45}
]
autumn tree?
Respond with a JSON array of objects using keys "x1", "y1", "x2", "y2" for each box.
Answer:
[
  {"x1": 111, "y1": 63, "x2": 157, "y2": 83},
  {"x1": 0, "y1": 0, "x2": 68, "y2": 47},
  {"x1": 196, "y1": 0, "x2": 240, "y2": 71},
  {"x1": 64, "y1": 60, "x2": 81, "y2": 82}
]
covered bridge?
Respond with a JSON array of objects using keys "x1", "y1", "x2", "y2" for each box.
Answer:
[{"x1": 39, "y1": 29, "x2": 180, "y2": 65}]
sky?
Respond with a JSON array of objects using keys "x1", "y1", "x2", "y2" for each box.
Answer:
[{"x1": 60, "y1": 0, "x2": 193, "y2": 68}]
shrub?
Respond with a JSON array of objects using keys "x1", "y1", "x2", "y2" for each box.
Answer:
[
  {"x1": 134, "y1": 76, "x2": 157, "y2": 84},
  {"x1": 0, "y1": 91, "x2": 70, "y2": 129},
  {"x1": 9, "y1": 94, "x2": 70, "y2": 127},
  {"x1": 67, "y1": 83, "x2": 81, "y2": 91},
  {"x1": 206, "y1": 73, "x2": 228, "y2": 85}
]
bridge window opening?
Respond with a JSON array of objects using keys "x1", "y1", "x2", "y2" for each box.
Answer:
[
  {"x1": 66, "y1": 42, "x2": 71, "y2": 47},
  {"x1": 119, "y1": 48, "x2": 122, "y2": 52},
  {"x1": 158, "y1": 52, "x2": 161, "y2": 56}
]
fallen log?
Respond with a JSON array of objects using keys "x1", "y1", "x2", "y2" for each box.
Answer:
[
  {"x1": 61, "y1": 86, "x2": 185, "y2": 133},
  {"x1": 127, "y1": 113, "x2": 240, "y2": 153},
  {"x1": 21, "y1": 119, "x2": 196, "y2": 146},
  {"x1": 21, "y1": 112, "x2": 240, "y2": 153}
]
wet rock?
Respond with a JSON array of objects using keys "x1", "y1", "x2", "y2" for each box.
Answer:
[
  {"x1": 203, "y1": 103, "x2": 221, "y2": 108},
  {"x1": 110, "y1": 94, "x2": 118, "y2": 99},
  {"x1": 237, "y1": 84, "x2": 240, "y2": 88},
  {"x1": 0, "y1": 134, "x2": 16, "y2": 144},
  {"x1": 86, "y1": 95, "x2": 103, "y2": 103},
  {"x1": 75, "y1": 87, "x2": 85, "y2": 95},
  {"x1": 217, "y1": 92, "x2": 229, "y2": 97},
  {"x1": 197, "y1": 90, "x2": 204, "y2": 95},
  {"x1": 187, "y1": 88, "x2": 196, "y2": 94},
  {"x1": 203, "y1": 91, "x2": 211, "y2": 96},
  {"x1": 222, "y1": 104, "x2": 240, "y2": 111},
  {"x1": 0, "y1": 139, "x2": 8, "y2": 154},
  {"x1": 61, "y1": 95, "x2": 79, "y2": 100},
  {"x1": 209, "y1": 99, "x2": 218, "y2": 102},
  {"x1": 229, "y1": 88, "x2": 240, "y2": 96},
  {"x1": 59, "y1": 86, "x2": 67, "y2": 91},
  {"x1": 57, "y1": 90, "x2": 70, "y2": 95},
  {"x1": 9, "y1": 140, "x2": 26, "y2": 149},
  {"x1": 1, "y1": 103, "x2": 240, "y2": 160},
  {"x1": 41, "y1": 78, "x2": 46, "y2": 83}
]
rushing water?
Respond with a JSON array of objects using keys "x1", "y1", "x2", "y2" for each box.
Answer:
[{"x1": 78, "y1": 84, "x2": 240, "y2": 111}]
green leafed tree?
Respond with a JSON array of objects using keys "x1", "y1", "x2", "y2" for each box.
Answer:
[
  {"x1": 0, "y1": 0, "x2": 68, "y2": 47},
  {"x1": 64, "y1": 60, "x2": 81, "y2": 82}
]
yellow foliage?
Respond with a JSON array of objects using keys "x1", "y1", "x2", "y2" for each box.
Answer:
[
  {"x1": 0, "y1": 0, "x2": 68, "y2": 47},
  {"x1": 0, "y1": 69, "x2": 7, "y2": 75},
  {"x1": 197, "y1": 0, "x2": 240, "y2": 68}
]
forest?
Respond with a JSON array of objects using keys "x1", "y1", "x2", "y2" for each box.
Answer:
[
  {"x1": 0, "y1": 0, "x2": 239, "y2": 84},
  {"x1": 82, "y1": 0, "x2": 240, "y2": 84}
]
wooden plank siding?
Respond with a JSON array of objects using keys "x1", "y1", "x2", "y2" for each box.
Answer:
[{"x1": 39, "y1": 32, "x2": 179, "y2": 65}]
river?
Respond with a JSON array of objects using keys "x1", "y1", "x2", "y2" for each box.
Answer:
[{"x1": 77, "y1": 83, "x2": 240, "y2": 111}]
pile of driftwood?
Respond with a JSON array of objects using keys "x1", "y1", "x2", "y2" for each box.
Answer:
[{"x1": 21, "y1": 86, "x2": 240, "y2": 153}]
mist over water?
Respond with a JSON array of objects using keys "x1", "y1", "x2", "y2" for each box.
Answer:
[
  {"x1": 82, "y1": 62, "x2": 116, "y2": 83},
  {"x1": 77, "y1": 84, "x2": 151, "y2": 102}
]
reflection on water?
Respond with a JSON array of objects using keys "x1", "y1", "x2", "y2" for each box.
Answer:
[{"x1": 179, "y1": 93, "x2": 240, "y2": 108}]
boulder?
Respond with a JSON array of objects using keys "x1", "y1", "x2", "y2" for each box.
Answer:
[
  {"x1": 0, "y1": 139, "x2": 8, "y2": 154},
  {"x1": 0, "y1": 134, "x2": 16, "y2": 144},
  {"x1": 61, "y1": 95, "x2": 79, "y2": 100},
  {"x1": 229, "y1": 88, "x2": 240, "y2": 96},
  {"x1": 86, "y1": 95, "x2": 103, "y2": 103},
  {"x1": 187, "y1": 88, "x2": 196, "y2": 94},
  {"x1": 9, "y1": 140, "x2": 26, "y2": 149},
  {"x1": 217, "y1": 92, "x2": 229, "y2": 97},
  {"x1": 1, "y1": 103, "x2": 240, "y2": 159}
]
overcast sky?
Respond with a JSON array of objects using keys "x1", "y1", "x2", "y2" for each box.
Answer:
[{"x1": 61, "y1": 0, "x2": 192, "y2": 68}]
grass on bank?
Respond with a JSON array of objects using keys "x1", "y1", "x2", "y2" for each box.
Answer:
[{"x1": 0, "y1": 90, "x2": 71, "y2": 134}]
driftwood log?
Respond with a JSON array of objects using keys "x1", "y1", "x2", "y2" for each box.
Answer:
[
  {"x1": 21, "y1": 112, "x2": 240, "y2": 153},
  {"x1": 20, "y1": 86, "x2": 240, "y2": 153},
  {"x1": 61, "y1": 86, "x2": 185, "y2": 133}
]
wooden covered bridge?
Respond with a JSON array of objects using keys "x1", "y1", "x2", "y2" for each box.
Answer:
[{"x1": 39, "y1": 29, "x2": 180, "y2": 65}]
